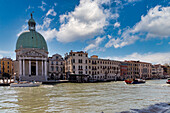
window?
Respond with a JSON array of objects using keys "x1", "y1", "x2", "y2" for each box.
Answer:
[
  {"x1": 56, "y1": 61, "x2": 58, "y2": 65},
  {"x1": 56, "y1": 56, "x2": 58, "y2": 59},
  {"x1": 86, "y1": 66, "x2": 87, "y2": 69},
  {"x1": 51, "y1": 66, "x2": 54, "y2": 71},
  {"x1": 89, "y1": 66, "x2": 91, "y2": 69},
  {"x1": 73, "y1": 65, "x2": 75, "y2": 69},
  {"x1": 56, "y1": 67, "x2": 58, "y2": 71},
  {"x1": 78, "y1": 59, "x2": 82, "y2": 63},
  {"x1": 86, "y1": 60, "x2": 87, "y2": 64},
  {"x1": 8, "y1": 62, "x2": 9, "y2": 64},
  {"x1": 73, "y1": 59, "x2": 75, "y2": 63},
  {"x1": 73, "y1": 54, "x2": 75, "y2": 56}
]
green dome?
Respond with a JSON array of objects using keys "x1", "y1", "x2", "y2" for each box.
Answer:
[{"x1": 16, "y1": 30, "x2": 48, "y2": 52}]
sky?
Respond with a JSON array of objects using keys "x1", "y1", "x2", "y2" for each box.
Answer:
[{"x1": 0, "y1": 0, "x2": 170, "y2": 64}]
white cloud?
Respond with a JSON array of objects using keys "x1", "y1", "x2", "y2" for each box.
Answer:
[
  {"x1": 54, "y1": 3, "x2": 57, "y2": 6},
  {"x1": 37, "y1": 17, "x2": 53, "y2": 30},
  {"x1": 38, "y1": 1, "x2": 47, "y2": 11},
  {"x1": 118, "y1": 29, "x2": 121, "y2": 35},
  {"x1": 106, "y1": 5, "x2": 170, "y2": 48},
  {"x1": 38, "y1": 28, "x2": 57, "y2": 41},
  {"x1": 36, "y1": 17, "x2": 57, "y2": 41},
  {"x1": 132, "y1": 5, "x2": 170, "y2": 39},
  {"x1": 17, "y1": 24, "x2": 28, "y2": 37},
  {"x1": 114, "y1": 22, "x2": 120, "y2": 28},
  {"x1": 25, "y1": 5, "x2": 32, "y2": 12},
  {"x1": 105, "y1": 30, "x2": 139, "y2": 48},
  {"x1": 0, "y1": 50, "x2": 15, "y2": 59},
  {"x1": 56, "y1": 0, "x2": 113, "y2": 43},
  {"x1": 46, "y1": 8, "x2": 57, "y2": 17},
  {"x1": 84, "y1": 36, "x2": 105, "y2": 51},
  {"x1": 104, "y1": 52, "x2": 170, "y2": 64},
  {"x1": 125, "y1": 0, "x2": 141, "y2": 3},
  {"x1": 168, "y1": 42, "x2": 170, "y2": 44}
]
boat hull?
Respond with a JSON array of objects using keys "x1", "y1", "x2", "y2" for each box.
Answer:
[
  {"x1": 125, "y1": 79, "x2": 145, "y2": 84},
  {"x1": 166, "y1": 82, "x2": 170, "y2": 84},
  {"x1": 10, "y1": 82, "x2": 41, "y2": 87}
]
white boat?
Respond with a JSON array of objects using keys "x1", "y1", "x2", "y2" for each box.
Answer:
[{"x1": 10, "y1": 81, "x2": 42, "y2": 87}]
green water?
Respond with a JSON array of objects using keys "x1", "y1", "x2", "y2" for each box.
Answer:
[{"x1": 0, "y1": 80, "x2": 169, "y2": 113}]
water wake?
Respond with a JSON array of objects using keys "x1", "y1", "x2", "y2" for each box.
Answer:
[{"x1": 120, "y1": 102, "x2": 170, "y2": 113}]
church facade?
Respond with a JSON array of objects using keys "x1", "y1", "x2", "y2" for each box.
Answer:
[{"x1": 15, "y1": 14, "x2": 48, "y2": 82}]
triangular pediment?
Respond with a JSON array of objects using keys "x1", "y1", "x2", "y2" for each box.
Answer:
[{"x1": 23, "y1": 50, "x2": 45, "y2": 57}]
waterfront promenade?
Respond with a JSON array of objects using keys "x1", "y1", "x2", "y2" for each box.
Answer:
[{"x1": 0, "y1": 79, "x2": 169, "y2": 112}]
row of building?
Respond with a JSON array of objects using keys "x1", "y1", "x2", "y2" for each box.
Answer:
[
  {"x1": 1, "y1": 50, "x2": 170, "y2": 82},
  {"x1": 6, "y1": 14, "x2": 169, "y2": 82}
]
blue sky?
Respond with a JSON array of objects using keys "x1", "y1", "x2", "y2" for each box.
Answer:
[{"x1": 0, "y1": 0, "x2": 170, "y2": 64}]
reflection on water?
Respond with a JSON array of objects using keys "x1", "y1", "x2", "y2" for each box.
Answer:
[{"x1": 0, "y1": 80, "x2": 169, "y2": 113}]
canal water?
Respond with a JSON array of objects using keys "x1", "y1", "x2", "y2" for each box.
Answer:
[{"x1": 0, "y1": 80, "x2": 169, "y2": 113}]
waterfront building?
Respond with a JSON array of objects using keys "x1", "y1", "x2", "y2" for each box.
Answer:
[
  {"x1": 0, "y1": 57, "x2": 14, "y2": 76},
  {"x1": 138, "y1": 61, "x2": 152, "y2": 79},
  {"x1": 125, "y1": 61, "x2": 139, "y2": 78},
  {"x1": 64, "y1": 51, "x2": 89, "y2": 80},
  {"x1": 88, "y1": 55, "x2": 120, "y2": 81},
  {"x1": 64, "y1": 51, "x2": 120, "y2": 82},
  {"x1": 48, "y1": 54, "x2": 64, "y2": 80},
  {"x1": 152, "y1": 64, "x2": 164, "y2": 78},
  {"x1": 120, "y1": 62, "x2": 128, "y2": 80},
  {"x1": 125, "y1": 61, "x2": 152, "y2": 79},
  {"x1": 162, "y1": 65, "x2": 170, "y2": 77},
  {"x1": 15, "y1": 14, "x2": 48, "y2": 82}
]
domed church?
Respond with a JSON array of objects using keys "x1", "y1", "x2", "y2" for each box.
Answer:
[{"x1": 15, "y1": 13, "x2": 48, "y2": 82}]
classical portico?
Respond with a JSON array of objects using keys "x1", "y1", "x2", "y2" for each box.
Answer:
[
  {"x1": 15, "y1": 14, "x2": 49, "y2": 82},
  {"x1": 19, "y1": 57, "x2": 47, "y2": 78}
]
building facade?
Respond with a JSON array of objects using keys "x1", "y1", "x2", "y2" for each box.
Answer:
[
  {"x1": 48, "y1": 54, "x2": 64, "y2": 80},
  {"x1": 65, "y1": 51, "x2": 88, "y2": 76},
  {"x1": 125, "y1": 61, "x2": 152, "y2": 79},
  {"x1": 152, "y1": 64, "x2": 164, "y2": 78},
  {"x1": 0, "y1": 58, "x2": 14, "y2": 76},
  {"x1": 64, "y1": 51, "x2": 120, "y2": 81},
  {"x1": 120, "y1": 62, "x2": 128, "y2": 80},
  {"x1": 15, "y1": 14, "x2": 48, "y2": 82}
]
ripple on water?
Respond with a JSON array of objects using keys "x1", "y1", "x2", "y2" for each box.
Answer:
[{"x1": 0, "y1": 80, "x2": 169, "y2": 112}]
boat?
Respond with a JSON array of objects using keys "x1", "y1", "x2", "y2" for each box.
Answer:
[
  {"x1": 10, "y1": 81, "x2": 42, "y2": 87},
  {"x1": 166, "y1": 78, "x2": 170, "y2": 84},
  {"x1": 125, "y1": 78, "x2": 145, "y2": 84}
]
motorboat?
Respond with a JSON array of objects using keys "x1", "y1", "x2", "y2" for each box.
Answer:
[
  {"x1": 125, "y1": 78, "x2": 145, "y2": 84},
  {"x1": 10, "y1": 81, "x2": 42, "y2": 87},
  {"x1": 166, "y1": 78, "x2": 170, "y2": 84}
]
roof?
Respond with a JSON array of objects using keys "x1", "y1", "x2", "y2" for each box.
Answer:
[{"x1": 16, "y1": 30, "x2": 48, "y2": 52}]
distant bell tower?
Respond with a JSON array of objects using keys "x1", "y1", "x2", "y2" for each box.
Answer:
[{"x1": 28, "y1": 13, "x2": 36, "y2": 31}]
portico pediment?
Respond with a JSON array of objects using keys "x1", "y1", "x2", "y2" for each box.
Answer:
[{"x1": 22, "y1": 50, "x2": 46, "y2": 57}]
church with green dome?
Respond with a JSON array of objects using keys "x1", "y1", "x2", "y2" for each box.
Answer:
[{"x1": 15, "y1": 13, "x2": 49, "y2": 82}]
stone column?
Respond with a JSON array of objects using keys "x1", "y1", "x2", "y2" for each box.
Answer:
[
  {"x1": 29, "y1": 60, "x2": 31, "y2": 75},
  {"x1": 42, "y1": 60, "x2": 44, "y2": 75},
  {"x1": 45, "y1": 60, "x2": 47, "y2": 80},
  {"x1": 36, "y1": 60, "x2": 38, "y2": 76},
  {"x1": 23, "y1": 59, "x2": 25, "y2": 76},
  {"x1": 19, "y1": 59, "x2": 22, "y2": 76}
]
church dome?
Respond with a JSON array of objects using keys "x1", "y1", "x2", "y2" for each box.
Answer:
[{"x1": 16, "y1": 13, "x2": 48, "y2": 52}]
